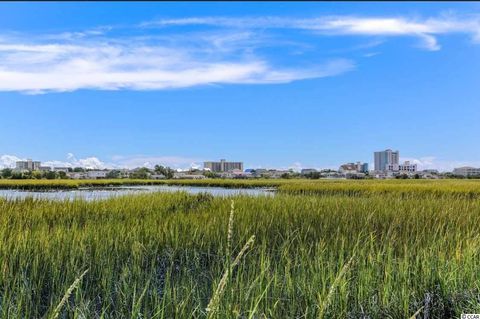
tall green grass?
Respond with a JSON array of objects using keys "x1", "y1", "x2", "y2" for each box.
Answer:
[
  {"x1": 0, "y1": 178, "x2": 285, "y2": 190},
  {"x1": 278, "y1": 179, "x2": 480, "y2": 198},
  {"x1": 3, "y1": 178, "x2": 480, "y2": 199},
  {"x1": 1, "y1": 182, "x2": 480, "y2": 317}
]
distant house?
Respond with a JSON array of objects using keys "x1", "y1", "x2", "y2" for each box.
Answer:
[
  {"x1": 67, "y1": 172, "x2": 88, "y2": 179},
  {"x1": 301, "y1": 169, "x2": 317, "y2": 175},
  {"x1": 53, "y1": 167, "x2": 70, "y2": 173},
  {"x1": 345, "y1": 172, "x2": 366, "y2": 179},
  {"x1": 219, "y1": 169, "x2": 250, "y2": 179},
  {"x1": 249, "y1": 169, "x2": 292, "y2": 179},
  {"x1": 173, "y1": 172, "x2": 206, "y2": 179},
  {"x1": 86, "y1": 170, "x2": 108, "y2": 179}
]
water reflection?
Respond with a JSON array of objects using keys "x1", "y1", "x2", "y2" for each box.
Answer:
[{"x1": 0, "y1": 185, "x2": 274, "y2": 201}]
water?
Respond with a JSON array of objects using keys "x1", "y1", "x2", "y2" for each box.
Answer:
[{"x1": 0, "y1": 185, "x2": 274, "y2": 201}]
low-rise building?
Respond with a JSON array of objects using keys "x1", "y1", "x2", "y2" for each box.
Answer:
[
  {"x1": 345, "y1": 172, "x2": 366, "y2": 179},
  {"x1": 301, "y1": 168, "x2": 317, "y2": 175},
  {"x1": 418, "y1": 171, "x2": 440, "y2": 179},
  {"x1": 264, "y1": 170, "x2": 293, "y2": 179},
  {"x1": 339, "y1": 162, "x2": 368, "y2": 174},
  {"x1": 67, "y1": 172, "x2": 88, "y2": 179},
  {"x1": 218, "y1": 169, "x2": 251, "y2": 179},
  {"x1": 53, "y1": 167, "x2": 70, "y2": 173},
  {"x1": 251, "y1": 169, "x2": 268, "y2": 178},
  {"x1": 173, "y1": 172, "x2": 206, "y2": 179},
  {"x1": 86, "y1": 170, "x2": 108, "y2": 179},
  {"x1": 453, "y1": 167, "x2": 480, "y2": 177},
  {"x1": 386, "y1": 161, "x2": 417, "y2": 173}
]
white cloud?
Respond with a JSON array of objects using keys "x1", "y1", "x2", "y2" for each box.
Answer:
[
  {"x1": 1, "y1": 13, "x2": 478, "y2": 94},
  {"x1": 42, "y1": 154, "x2": 108, "y2": 169},
  {"x1": 0, "y1": 153, "x2": 202, "y2": 170},
  {"x1": 0, "y1": 26, "x2": 354, "y2": 94},
  {"x1": 3, "y1": 153, "x2": 480, "y2": 173},
  {"x1": 0, "y1": 153, "x2": 109, "y2": 170},
  {"x1": 146, "y1": 14, "x2": 480, "y2": 51},
  {"x1": 363, "y1": 52, "x2": 381, "y2": 58},
  {"x1": 288, "y1": 162, "x2": 303, "y2": 172},
  {"x1": 111, "y1": 155, "x2": 202, "y2": 170},
  {"x1": 0, "y1": 155, "x2": 23, "y2": 168},
  {"x1": 402, "y1": 156, "x2": 480, "y2": 172}
]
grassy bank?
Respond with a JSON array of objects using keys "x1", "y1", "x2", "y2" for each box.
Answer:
[
  {"x1": 2, "y1": 178, "x2": 480, "y2": 199},
  {"x1": 0, "y1": 178, "x2": 286, "y2": 190},
  {"x1": 278, "y1": 179, "x2": 480, "y2": 198},
  {"x1": 1, "y1": 186, "x2": 480, "y2": 317}
]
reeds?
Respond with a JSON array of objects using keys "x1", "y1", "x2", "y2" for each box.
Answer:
[
  {"x1": 0, "y1": 182, "x2": 480, "y2": 317},
  {"x1": 50, "y1": 269, "x2": 89, "y2": 319}
]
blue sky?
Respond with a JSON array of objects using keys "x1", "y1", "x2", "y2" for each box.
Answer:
[{"x1": 1, "y1": 2, "x2": 480, "y2": 171}]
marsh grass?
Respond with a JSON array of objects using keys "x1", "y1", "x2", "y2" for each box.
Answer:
[
  {"x1": 50, "y1": 269, "x2": 89, "y2": 319},
  {"x1": 2, "y1": 178, "x2": 480, "y2": 199},
  {"x1": 0, "y1": 181, "x2": 480, "y2": 317},
  {"x1": 0, "y1": 178, "x2": 285, "y2": 190}
]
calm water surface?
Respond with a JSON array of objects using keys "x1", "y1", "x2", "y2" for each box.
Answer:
[{"x1": 0, "y1": 185, "x2": 274, "y2": 201}]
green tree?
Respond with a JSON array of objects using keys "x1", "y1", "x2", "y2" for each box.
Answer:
[
  {"x1": 154, "y1": 165, "x2": 175, "y2": 179},
  {"x1": 106, "y1": 170, "x2": 121, "y2": 179},
  {"x1": 305, "y1": 172, "x2": 321, "y2": 179},
  {"x1": 58, "y1": 171, "x2": 68, "y2": 179},
  {"x1": 45, "y1": 171, "x2": 56, "y2": 180},
  {"x1": 32, "y1": 170, "x2": 42, "y2": 179},
  {"x1": 130, "y1": 167, "x2": 151, "y2": 179},
  {"x1": 1, "y1": 168, "x2": 12, "y2": 179},
  {"x1": 203, "y1": 171, "x2": 219, "y2": 179},
  {"x1": 11, "y1": 171, "x2": 24, "y2": 179},
  {"x1": 22, "y1": 170, "x2": 32, "y2": 179}
]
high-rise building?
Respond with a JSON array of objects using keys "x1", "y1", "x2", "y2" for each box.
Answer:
[
  {"x1": 204, "y1": 159, "x2": 243, "y2": 172},
  {"x1": 15, "y1": 159, "x2": 41, "y2": 171},
  {"x1": 374, "y1": 149, "x2": 399, "y2": 171}
]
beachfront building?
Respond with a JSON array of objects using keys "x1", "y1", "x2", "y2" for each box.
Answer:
[
  {"x1": 204, "y1": 159, "x2": 243, "y2": 172},
  {"x1": 15, "y1": 159, "x2": 41, "y2": 171},
  {"x1": 374, "y1": 149, "x2": 399, "y2": 171}
]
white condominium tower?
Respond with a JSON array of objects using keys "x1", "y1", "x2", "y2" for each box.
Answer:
[{"x1": 374, "y1": 149, "x2": 399, "y2": 171}]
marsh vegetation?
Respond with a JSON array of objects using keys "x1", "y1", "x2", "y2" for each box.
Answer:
[{"x1": 1, "y1": 180, "x2": 480, "y2": 318}]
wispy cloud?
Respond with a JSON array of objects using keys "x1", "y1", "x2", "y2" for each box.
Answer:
[
  {"x1": 145, "y1": 14, "x2": 480, "y2": 51},
  {"x1": 1, "y1": 12, "x2": 478, "y2": 94},
  {"x1": 0, "y1": 23, "x2": 354, "y2": 94}
]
